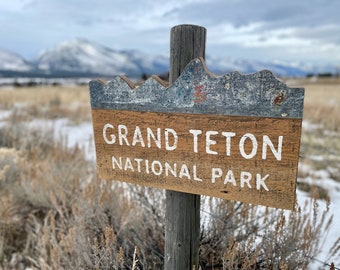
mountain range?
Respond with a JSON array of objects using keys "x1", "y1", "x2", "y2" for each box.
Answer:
[{"x1": 0, "y1": 38, "x2": 335, "y2": 79}]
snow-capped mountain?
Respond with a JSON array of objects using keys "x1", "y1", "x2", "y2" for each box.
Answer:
[
  {"x1": 0, "y1": 49, "x2": 34, "y2": 72},
  {"x1": 206, "y1": 57, "x2": 309, "y2": 77},
  {"x1": 0, "y1": 38, "x2": 336, "y2": 79},
  {"x1": 36, "y1": 38, "x2": 168, "y2": 77}
]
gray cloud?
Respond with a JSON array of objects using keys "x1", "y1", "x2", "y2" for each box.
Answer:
[{"x1": 0, "y1": 0, "x2": 339, "y2": 64}]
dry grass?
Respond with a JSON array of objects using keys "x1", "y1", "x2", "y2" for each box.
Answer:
[
  {"x1": 199, "y1": 196, "x2": 332, "y2": 269},
  {"x1": 286, "y1": 77, "x2": 340, "y2": 132},
  {"x1": 0, "y1": 81, "x2": 338, "y2": 269},
  {"x1": 285, "y1": 78, "x2": 340, "y2": 203},
  {"x1": 0, "y1": 85, "x2": 90, "y2": 108},
  {"x1": 0, "y1": 85, "x2": 91, "y2": 123},
  {"x1": 0, "y1": 126, "x2": 165, "y2": 269}
]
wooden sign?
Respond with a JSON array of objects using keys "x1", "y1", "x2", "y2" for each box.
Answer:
[{"x1": 89, "y1": 57, "x2": 304, "y2": 210}]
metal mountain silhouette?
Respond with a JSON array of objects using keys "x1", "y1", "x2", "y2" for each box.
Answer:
[{"x1": 90, "y1": 58, "x2": 304, "y2": 119}]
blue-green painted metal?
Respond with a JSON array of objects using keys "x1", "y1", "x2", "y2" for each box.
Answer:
[{"x1": 90, "y1": 58, "x2": 304, "y2": 119}]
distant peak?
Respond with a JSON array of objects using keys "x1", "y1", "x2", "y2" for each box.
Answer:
[{"x1": 58, "y1": 38, "x2": 93, "y2": 47}]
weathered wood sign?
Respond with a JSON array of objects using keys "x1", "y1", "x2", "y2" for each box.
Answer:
[{"x1": 90, "y1": 57, "x2": 304, "y2": 210}]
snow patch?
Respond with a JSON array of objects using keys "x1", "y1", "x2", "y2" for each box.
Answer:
[
  {"x1": 298, "y1": 162, "x2": 340, "y2": 268},
  {"x1": 302, "y1": 120, "x2": 323, "y2": 132}
]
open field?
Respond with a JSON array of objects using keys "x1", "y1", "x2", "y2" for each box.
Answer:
[
  {"x1": 0, "y1": 78, "x2": 339, "y2": 269},
  {"x1": 286, "y1": 78, "x2": 340, "y2": 187},
  {"x1": 0, "y1": 85, "x2": 91, "y2": 124}
]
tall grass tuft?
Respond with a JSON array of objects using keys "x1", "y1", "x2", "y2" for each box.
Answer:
[
  {"x1": 199, "y1": 196, "x2": 332, "y2": 269},
  {"x1": 0, "y1": 119, "x2": 166, "y2": 269}
]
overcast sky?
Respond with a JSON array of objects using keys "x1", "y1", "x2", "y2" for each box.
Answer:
[{"x1": 1, "y1": 0, "x2": 339, "y2": 65}]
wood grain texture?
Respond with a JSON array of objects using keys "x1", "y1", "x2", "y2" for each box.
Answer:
[
  {"x1": 167, "y1": 24, "x2": 205, "y2": 270},
  {"x1": 92, "y1": 108, "x2": 302, "y2": 210}
]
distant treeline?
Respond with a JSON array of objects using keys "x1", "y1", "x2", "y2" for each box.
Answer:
[
  {"x1": 1, "y1": 71, "x2": 338, "y2": 88},
  {"x1": 306, "y1": 72, "x2": 340, "y2": 78},
  {"x1": 0, "y1": 78, "x2": 91, "y2": 87}
]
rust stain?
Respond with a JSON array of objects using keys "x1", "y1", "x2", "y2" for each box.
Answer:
[
  {"x1": 273, "y1": 92, "x2": 285, "y2": 105},
  {"x1": 194, "y1": 84, "x2": 206, "y2": 103}
]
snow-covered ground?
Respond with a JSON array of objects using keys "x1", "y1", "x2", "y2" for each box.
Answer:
[
  {"x1": 7, "y1": 116, "x2": 96, "y2": 161},
  {"x1": 297, "y1": 173, "x2": 340, "y2": 268},
  {"x1": 46, "y1": 118, "x2": 95, "y2": 161}
]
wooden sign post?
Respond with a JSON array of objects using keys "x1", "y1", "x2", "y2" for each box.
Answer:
[
  {"x1": 89, "y1": 24, "x2": 304, "y2": 269},
  {"x1": 165, "y1": 25, "x2": 206, "y2": 270}
]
